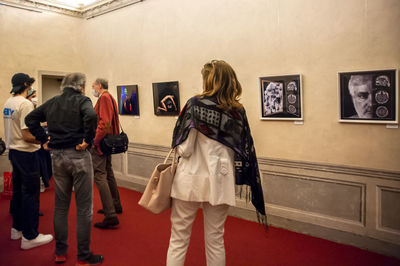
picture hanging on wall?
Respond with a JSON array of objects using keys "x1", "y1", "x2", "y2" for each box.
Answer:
[
  {"x1": 339, "y1": 69, "x2": 398, "y2": 124},
  {"x1": 259, "y1": 74, "x2": 303, "y2": 120},
  {"x1": 152, "y1": 81, "x2": 180, "y2": 116},
  {"x1": 117, "y1": 85, "x2": 140, "y2": 116}
]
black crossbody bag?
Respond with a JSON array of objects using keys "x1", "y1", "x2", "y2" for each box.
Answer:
[{"x1": 98, "y1": 94, "x2": 129, "y2": 155}]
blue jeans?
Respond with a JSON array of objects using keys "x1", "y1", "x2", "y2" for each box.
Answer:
[
  {"x1": 9, "y1": 149, "x2": 41, "y2": 240},
  {"x1": 51, "y1": 148, "x2": 93, "y2": 260}
]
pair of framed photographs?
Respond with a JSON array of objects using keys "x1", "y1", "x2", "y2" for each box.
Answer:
[
  {"x1": 259, "y1": 69, "x2": 398, "y2": 124},
  {"x1": 116, "y1": 81, "x2": 181, "y2": 117}
]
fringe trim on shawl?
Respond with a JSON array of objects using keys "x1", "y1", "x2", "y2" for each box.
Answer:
[{"x1": 236, "y1": 185, "x2": 268, "y2": 231}]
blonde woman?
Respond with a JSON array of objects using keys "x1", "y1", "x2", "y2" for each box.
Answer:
[{"x1": 168, "y1": 60, "x2": 267, "y2": 266}]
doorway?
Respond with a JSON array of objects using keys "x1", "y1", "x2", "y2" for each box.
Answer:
[
  {"x1": 38, "y1": 71, "x2": 66, "y2": 104},
  {"x1": 42, "y1": 75, "x2": 63, "y2": 102}
]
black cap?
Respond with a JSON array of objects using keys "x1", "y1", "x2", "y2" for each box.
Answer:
[{"x1": 11, "y1": 73, "x2": 35, "y2": 94}]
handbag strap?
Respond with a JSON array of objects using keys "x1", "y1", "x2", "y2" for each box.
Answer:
[
  {"x1": 109, "y1": 94, "x2": 125, "y2": 133},
  {"x1": 163, "y1": 148, "x2": 177, "y2": 169},
  {"x1": 98, "y1": 92, "x2": 125, "y2": 133}
]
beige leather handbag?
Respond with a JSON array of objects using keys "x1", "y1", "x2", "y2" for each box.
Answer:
[{"x1": 138, "y1": 148, "x2": 177, "y2": 214}]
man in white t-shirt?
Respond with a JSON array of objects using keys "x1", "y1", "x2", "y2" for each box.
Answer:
[{"x1": 3, "y1": 73, "x2": 53, "y2": 250}]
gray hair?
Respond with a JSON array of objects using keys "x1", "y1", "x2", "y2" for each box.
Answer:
[
  {"x1": 348, "y1": 75, "x2": 372, "y2": 96},
  {"x1": 61, "y1": 73, "x2": 86, "y2": 92},
  {"x1": 95, "y1": 78, "x2": 108, "y2": 90}
]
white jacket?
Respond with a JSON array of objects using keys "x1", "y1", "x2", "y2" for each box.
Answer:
[{"x1": 171, "y1": 128, "x2": 236, "y2": 206}]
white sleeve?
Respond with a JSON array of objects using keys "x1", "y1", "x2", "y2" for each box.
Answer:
[
  {"x1": 19, "y1": 101, "x2": 34, "y2": 130},
  {"x1": 177, "y1": 128, "x2": 198, "y2": 158}
]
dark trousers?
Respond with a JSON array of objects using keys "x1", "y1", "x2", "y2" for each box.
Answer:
[
  {"x1": 38, "y1": 147, "x2": 52, "y2": 187},
  {"x1": 51, "y1": 148, "x2": 93, "y2": 260},
  {"x1": 91, "y1": 148, "x2": 122, "y2": 218},
  {"x1": 9, "y1": 149, "x2": 40, "y2": 240}
]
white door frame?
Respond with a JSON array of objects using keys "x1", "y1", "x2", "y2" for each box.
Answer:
[{"x1": 37, "y1": 70, "x2": 67, "y2": 105}]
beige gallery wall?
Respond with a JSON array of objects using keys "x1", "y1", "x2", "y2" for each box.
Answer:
[
  {"x1": 0, "y1": 0, "x2": 399, "y2": 172},
  {"x1": 82, "y1": 0, "x2": 400, "y2": 171},
  {"x1": 0, "y1": 5, "x2": 84, "y2": 128}
]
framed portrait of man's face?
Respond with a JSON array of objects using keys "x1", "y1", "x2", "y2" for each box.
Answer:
[
  {"x1": 117, "y1": 85, "x2": 139, "y2": 116},
  {"x1": 152, "y1": 81, "x2": 180, "y2": 116},
  {"x1": 339, "y1": 69, "x2": 398, "y2": 124},
  {"x1": 259, "y1": 74, "x2": 303, "y2": 120}
]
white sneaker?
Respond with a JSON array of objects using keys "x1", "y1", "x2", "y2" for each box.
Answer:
[
  {"x1": 11, "y1": 228, "x2": 22, "y2": 240},
  {"x1": 21, "y1": 233, "x2": 53, "y2": 250}
]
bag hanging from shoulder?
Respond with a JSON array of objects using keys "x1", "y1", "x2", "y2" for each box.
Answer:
[
  {"x1": 100, "y1": 131, "x2": 129, "y2": 155},
  {"x1": 98, "y1": 93, "x2": 129, "y2": 155},
  {"x1": 138, "y1": 148, "x2": 177, "y2": 214}
]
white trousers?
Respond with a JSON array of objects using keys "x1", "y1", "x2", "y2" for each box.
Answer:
[{"x1": 166, "y1": 198, "x2": 230, "y2": 266}]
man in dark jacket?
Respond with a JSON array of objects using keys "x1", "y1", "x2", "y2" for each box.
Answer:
[{"x1": 25, "y1": 73, "x2": 104, "y2": 265}]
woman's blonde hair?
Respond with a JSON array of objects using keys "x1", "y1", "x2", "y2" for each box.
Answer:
[{"x1": 200, "y1": 60, "x2": 243, "y2": 110}]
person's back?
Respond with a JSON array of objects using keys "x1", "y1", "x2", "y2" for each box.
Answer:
[
  {"x1": 166, "y1": 60, "x2": 266, "y2": 266},
  {"x1": 25, "y1": 73, "x2": 103, "y2": 265},
  {"x1": 28, "y1": 88, "x2": 96, "y2": 149},
  {"x1": 172, "y1": 123, "x2": 236, "y2": 207},
  {"x1": 4, "y1": 95, "x2": 40, "y2": 152}
]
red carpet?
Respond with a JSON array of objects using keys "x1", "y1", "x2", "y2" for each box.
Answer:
[{"x1": 1, "y1": 181, "x2": 399, "y2": 266}]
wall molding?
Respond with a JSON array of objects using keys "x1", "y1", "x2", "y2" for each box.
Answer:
[
  {"x1": 258, "y1": 157, "x2": 400, "y2": 182},
  {"x1": 128, "y1": 142, "x2": 400, "y2": 181},
  {"x1": 117, "y1": 142, "x2": 400, "y2": 259},
  {"x1": 1, "y1": 143, "x2": 399, "y2": 258},
  {"x1": 0, "y1": 0, "x2": 144, "y2": 19},
  {"x1": 261, "y1": 171, "x2": 366, "y2": 224}
]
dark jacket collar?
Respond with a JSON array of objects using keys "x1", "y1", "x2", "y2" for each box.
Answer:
[{"x1": 63, "y1": 87, "x2": 82, "y2": 95}]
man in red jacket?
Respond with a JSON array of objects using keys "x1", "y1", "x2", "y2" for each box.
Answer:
[{"x1": 91, "y1": 78, "x2": 123, "y2": 229}]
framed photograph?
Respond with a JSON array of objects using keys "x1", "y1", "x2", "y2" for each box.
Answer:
[
  {"x1": 259, "y1": 74, "x2": 303, "y2": 120},
  {"x1": 117, "y1": 85, "x2": 139, "y2": 116},
  {"x1": 339, "y1": 69, "x2": 398, "y2": 124},
  {"x1": 152, "y1": 81, "x2": 180, "y2": 116}
]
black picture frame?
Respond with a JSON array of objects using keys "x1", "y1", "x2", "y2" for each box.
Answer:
[
  {"x1": 152, "y1": 81, "x2": 180, "y2": 116},
  {"x1": 339, "y1": 69, "x2": 398, "y2": 124},
  {"x1": 117, "y1": 85, "x2": 140, "y2": 116},
  {"x1": 259, "y1": 74, "x2": 303, "y2": 120}
]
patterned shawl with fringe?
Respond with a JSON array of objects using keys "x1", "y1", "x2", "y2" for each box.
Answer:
[{"x1": 172, "y1": 95, "x2": 267, "y2": 228}]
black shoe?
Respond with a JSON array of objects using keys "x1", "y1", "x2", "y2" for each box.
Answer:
[
  {"x1": 97, "y1": 208, "x2": 122, "y2": 214},
  {"x1": 115, "y1": 206, "x2": 123, "y2": 214},
  {"x1": 39, "y1": 211, "x2": 44, "y2": 216},
  {"x1": 94, "y1": 217, "x2": 119, "y2": 229},
  {"x1": 77, "y1": 253, "x2": 104, "y2": 265}
]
